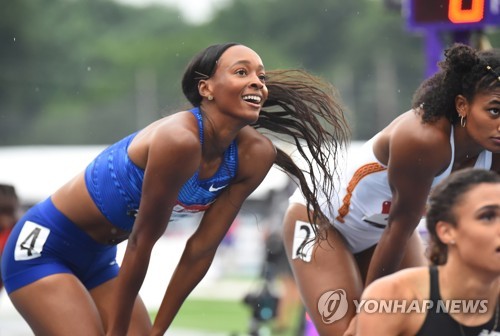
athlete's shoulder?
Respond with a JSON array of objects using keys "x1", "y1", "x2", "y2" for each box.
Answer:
[
  {"x1": 153, "y1": 112, "x2": 200, "y2": 149},
  {"x1": 232, "y1": 127, "x2": 276, "y2": 185},
  {"x1": 363, "y1": 266, "x2": 429, "y2": 301},
  {"x1": 135, "y1": 112, "x2": 201, "y2": 173},
  {"x1": 385, "y1": 113, "x2": 452, "y2": 175},
  {"x1": 390, "y1": 112, "x2": 450, "y2": 149},
  {"x1": 237, "y1": 126, "x2": 276, "y2": 160}
]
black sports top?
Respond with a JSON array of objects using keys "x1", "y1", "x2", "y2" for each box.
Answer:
[{"x1": 416, "y1": 266, "x2": 499, "y2": 336}]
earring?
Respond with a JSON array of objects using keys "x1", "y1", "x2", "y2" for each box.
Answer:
[
  {"x1": 450, "y1": 240, "x2": 456, "y2": 245},
  {"x1": 460, "y1": 115, "x2": 466, "y2": 128},
  {"x1": 208, "y1": 95, "x2": 213, "y2": 101}
]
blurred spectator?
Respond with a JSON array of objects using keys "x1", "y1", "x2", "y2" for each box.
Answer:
[{"x1": 0, "y1": 184, "x2": 19, "y2": 292}]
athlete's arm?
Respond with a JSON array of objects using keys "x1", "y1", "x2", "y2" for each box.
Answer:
[
  {"x1": 364, "y1": 124, "x2": 447, "y2": 285},
  {"x1": 107, "y1": 123, "x2": 202, "y2": 336},
  {"x1": 150, "y1": 129, "x2": 276, "y2": 335},
  {"x1": 356, "y1": 269, "x2": 421, "y2": 336}
]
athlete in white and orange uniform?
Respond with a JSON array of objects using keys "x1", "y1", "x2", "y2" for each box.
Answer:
[{"x1": 291, "y1": 126, "x2": 492, "y2": 254}]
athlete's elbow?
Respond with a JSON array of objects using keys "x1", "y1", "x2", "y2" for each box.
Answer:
[
  {"x1": 386, "y1": 218, "x2": 419, "y2": 238},
  {"x1": 126, "y1": 230, "x2": 156, "y2": 253},
  {"x1": 183, "y1": 237, "x2": 217, "y2": 262}
]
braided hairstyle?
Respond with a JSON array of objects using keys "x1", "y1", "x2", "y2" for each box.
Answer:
[
  {"x1": 182, "y1": 43, "x2": 350, "y2": 237},
  {"x1": 412, "y1": 43, "x2": 500, "y2": 124}
]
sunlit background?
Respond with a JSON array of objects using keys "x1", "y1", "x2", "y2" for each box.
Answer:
[{"x1": 1, "y1": 0, "x2": 499, "y2": 334}]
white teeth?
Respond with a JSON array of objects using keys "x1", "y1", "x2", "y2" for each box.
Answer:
[{"x1": 242, "y1": 95, "x2": 261, "y2": 103}]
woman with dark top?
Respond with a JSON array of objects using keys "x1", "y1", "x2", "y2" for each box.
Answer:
[{"x1": 356, "y1": 168, "x2": 500, "y2": 336}]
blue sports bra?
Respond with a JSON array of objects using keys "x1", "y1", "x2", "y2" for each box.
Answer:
[{"x1": 84, "y1": 107, "x2": 239, "y2": 231}]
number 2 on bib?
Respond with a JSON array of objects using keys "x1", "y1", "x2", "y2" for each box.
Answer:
[{"x1": 292, "y1": 220, "x2": 317, "y2": 262}]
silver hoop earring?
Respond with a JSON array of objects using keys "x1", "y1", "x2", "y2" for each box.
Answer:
[{"x1": 460, "y1": 115, "x2": 466, "y2": 128}]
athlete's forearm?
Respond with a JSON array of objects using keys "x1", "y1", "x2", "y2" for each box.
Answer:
[
  {"x1": 107, "y1": 245, "x2": 152, "y2": 335},
  {"x1": 364, "y1": 226, "x2": 409, "y2": 285},
  {"x1": 151, "y1": 244, "x2": 216, "y2": 335}
]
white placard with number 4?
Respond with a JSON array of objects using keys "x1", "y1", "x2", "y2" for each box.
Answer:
[{"x1": 14, "y1": 221, "x2": 50, "y2": 261}]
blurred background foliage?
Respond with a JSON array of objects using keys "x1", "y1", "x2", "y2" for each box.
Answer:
[{"x1": 1, "y1": 0, "x2": 499, "y2": 145}]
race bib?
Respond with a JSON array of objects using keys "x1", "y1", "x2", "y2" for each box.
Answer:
[
  {"x1": 292, "y1": 220, "x2": 317, "y2": 262},
  {"x1": 14, "y1": 221, "x2": 50, "y2": 261}
]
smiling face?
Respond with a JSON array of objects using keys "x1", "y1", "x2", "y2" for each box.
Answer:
[
  {"x1": 458, "y1": 87, "x2": 500, "y2": 153},
  {"x1": 200, "y1": 45, "x2": 268, "y2": 123},
  {"x1": 445, "y1": 182, "x2": 500, "y2": 273}
]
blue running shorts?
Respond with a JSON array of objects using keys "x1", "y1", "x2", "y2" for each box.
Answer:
[{"x1": 1, "y1": 198, "x2": 119, "y2": 294}]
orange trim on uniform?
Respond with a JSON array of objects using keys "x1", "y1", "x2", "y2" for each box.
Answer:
[{"x1": 335, "y1": 162, "x2": 387, "y2": 223}]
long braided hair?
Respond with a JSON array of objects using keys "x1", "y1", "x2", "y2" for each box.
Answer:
[{"x1": 182, "y1": 42, "x2": 350, "y2": 237}]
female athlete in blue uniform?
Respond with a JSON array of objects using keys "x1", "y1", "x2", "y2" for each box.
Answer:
[{"x1": 1, "y1": 43, "x2": 349, "y2": 336}]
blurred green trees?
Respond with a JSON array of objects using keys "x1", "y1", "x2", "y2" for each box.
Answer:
[{"x1": 1, "y1": 0, "x2": 498, "y2": 144}]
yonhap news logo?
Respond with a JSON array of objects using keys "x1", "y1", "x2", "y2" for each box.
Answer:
[
  {"x1": 354, "y1": 298, "x2": 488, "y2": 314},
  {"x1": 317, "y1": 289, "x2": 349, "y2": 324},
  {"x1": 317, "y1": 288, "x2": 490, "y2": 325}
]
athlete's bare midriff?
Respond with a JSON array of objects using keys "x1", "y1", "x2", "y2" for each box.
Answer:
[{"x1": 52, "y1": 172, "x2": 130, "y2": 245}]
